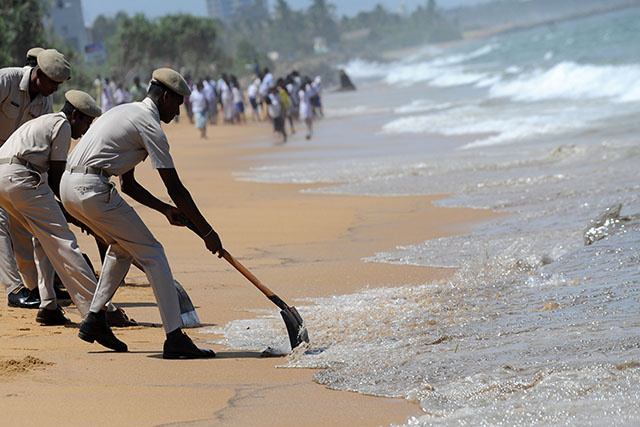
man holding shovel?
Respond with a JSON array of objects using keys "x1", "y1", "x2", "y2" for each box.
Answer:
[{"x1": 60, "y1": 68, "x2": 221, "y2": 359}]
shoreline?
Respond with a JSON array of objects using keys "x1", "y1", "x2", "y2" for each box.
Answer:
[{"x1": 0, "y1": 117, "x2": 498, "y2": 426}]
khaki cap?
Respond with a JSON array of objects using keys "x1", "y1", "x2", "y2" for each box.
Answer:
[
  {"x1": 65, "y1": 90, "x2": 101, "y2": 118},
  {"x1": 26, "y1": 47, "x2": 44, "y2": 58},
  {"x1": 37, "y1": 49, "x2": 71, "y2": 82},
  {"x1": 151, "y1": 68, "x2": 191, "y2": 96}
]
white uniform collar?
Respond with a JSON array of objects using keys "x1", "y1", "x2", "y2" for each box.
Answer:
[
  {"x1": 19, "y1": 67, "x2": 34, "y2": 94},
  {"x1": 142, "y1": 97, "x2": 160, "y2": 123}
]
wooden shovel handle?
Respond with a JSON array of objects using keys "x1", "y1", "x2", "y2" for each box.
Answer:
[{"x1": 222, "y1": 251, "x2": 275, "y2": 298}]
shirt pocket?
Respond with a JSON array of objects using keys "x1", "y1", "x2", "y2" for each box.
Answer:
[{"x1": 2, "y1": 100, "x2": 20, "y2": 119}]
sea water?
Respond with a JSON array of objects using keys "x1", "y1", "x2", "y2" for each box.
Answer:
[{"x1": 204, "y1": 7, "x2": 640, "y2": 425}]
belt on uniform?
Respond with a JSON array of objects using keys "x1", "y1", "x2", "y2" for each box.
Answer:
[
  {"x1": 66, "y1": 165, "x2": 111, "y2": 178},
  {"x1": 0, "y1": 156, "x2": 36, "y2": 171}
]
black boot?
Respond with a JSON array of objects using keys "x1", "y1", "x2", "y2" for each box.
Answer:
[
  {"x1": 78, "y1": 311, "x2": 128, "y2": 352},
  {"x1": 36, "y1": 306, "x2": 70, "y2": 325},
  {"x1": 163, "y1": 329, "x2": 215, "y2": 359},
  {"x1": 8, "y1": 286, "x2": 40, "y2": 309}
]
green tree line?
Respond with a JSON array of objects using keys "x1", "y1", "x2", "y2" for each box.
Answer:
[
  {"x1": 1, "y1": 0, "x2": 460, "y2": 96},
  {"x1": 228, "y1": 0, "x2": 460, "y2": 60}
]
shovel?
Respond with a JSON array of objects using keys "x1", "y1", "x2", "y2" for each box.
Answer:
[
  {"x1": 173, "y1": 279, "x2": 201, "y2": 328},
  {"x1": 178, "y1": 215, "x2": 309, "y2": 349},
  {"x1": 222, "y1": 251, "x2": 309, "y2": 350}
]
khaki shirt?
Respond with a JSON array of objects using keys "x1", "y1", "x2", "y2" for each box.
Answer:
[
  {"x1": 67, "y1": 98, "x2": 174, "y2": 176},
  {"x1": 0, "y1": 67, "x2": 54, "y2": 145},
  {"x1": 0, "y1": 112, "x2": 71, "y2": 174}
]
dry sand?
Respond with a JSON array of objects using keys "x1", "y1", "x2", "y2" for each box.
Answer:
[{"x1": 0, "y1": 116, "x2": 497, "y2": 426}]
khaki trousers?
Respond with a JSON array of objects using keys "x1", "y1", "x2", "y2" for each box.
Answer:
[
  {"x1": 0, "y1": 205, "x2": 40, "y2": 293},
  {"x1": 60, "y1": 171, "x2": 182, "y2": 333},
  {"x1": 0, "y1": 164, "x2": 99, "y2": 315}
]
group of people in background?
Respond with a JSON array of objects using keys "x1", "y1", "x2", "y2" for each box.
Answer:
[
  {"x1": 91, "y1": 67, "x2": 324, "y2": 144},
  {"x1": 185, "y1": 68, "x2": 325, "y2": 143},
  {"x1": 92, "y1": 75, "x2": 147, "y2": 112}
]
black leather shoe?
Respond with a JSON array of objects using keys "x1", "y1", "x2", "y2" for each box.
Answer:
[
  {"x1": 36, "y1": 306, "x2": 69, "y2": 325},
  {"x1": 8, "y1": 286, "x2": 40, "y2": 309},
  {"x1": 54, "y1": 285, "x2": 72, "y2": 306},
  {"x1": 106, "y1": 306, "x2": 138, "y2": 327},
  {"x1": 163, "y1": 329, "x2": 215, "y2": 359},
  {"x1": 78, "y1": 311, "x2": 128, "y2": 352}
]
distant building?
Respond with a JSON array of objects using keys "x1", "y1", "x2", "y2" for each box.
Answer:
[
  {"x1": 205, "y1": 0, "x2": 252, "y2": 22},
  {"x1": 42, "y1": 0, "x2": 90, "y2": 55},
  {"x1": 399, "y1": 0, "x2": 408, "y2": 17}
]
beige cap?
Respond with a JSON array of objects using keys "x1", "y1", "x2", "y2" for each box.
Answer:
[
  {"x1": 151, "y1": 68, "x2": 191, "y2": 96},
  {"x1": 37, "y1": 49, "x2": 71, "y2": 82},
  {"x1": 26, "y1": 47, "x2": 44, "y2": 58},
  {"x1": 65, "y1": 90, "x2": 101, "y2": 118}
]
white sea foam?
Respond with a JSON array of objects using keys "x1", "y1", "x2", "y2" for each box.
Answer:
[
  {"x1": 345, "y1": 54, "x2": 640, "y2": 105},
  {"x1": 341, "y1": 43, "x2": 497, "y2": 87},
  {"x1": 428, "y1": 69, "x2": 488, "y2": 87},
  {"x1": 393, "y1": 100, "x2": 452, "y2": 115},
  {"x1": 381, "y1": 100, "x2": 624, "y2": 149},
  {"x1": 429, "y1": 43, "x2": 498, "y2": 67},
  {"x1": 489, "y1": 61, "x2": 640, "y2": 103},
  {"x1": 324, "y1": 105, "x2": 390, "y2": 118},
  {"x1": 342, "y1": 58, "x2": 392, "y2": 80}
]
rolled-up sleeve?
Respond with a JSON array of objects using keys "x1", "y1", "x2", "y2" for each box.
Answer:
[{"x1": 138, "y1": 120, "x2": 174, "y2": 169}]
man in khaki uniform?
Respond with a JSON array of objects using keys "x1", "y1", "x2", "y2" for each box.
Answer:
[
  {"x1": 0, "y1": 91, "x2": 103, "y2": 325},
  {"x1": 0, "y1": 49, "x2": 68, "y2": 308},
  {"x1": 61, "y1": 68, "x2": 221, "y2": 358}
]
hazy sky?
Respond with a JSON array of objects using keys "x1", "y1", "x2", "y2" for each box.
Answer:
[{"x1": 82, "y1": 0, "x2": 486, "y2": 26}]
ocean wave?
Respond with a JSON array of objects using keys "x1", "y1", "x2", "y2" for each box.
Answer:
[
  {"x1": 341, "y1": 43, "x2": 498, "y2": 87},
  {"x1": 489, "y1": 61, "x2": 640, "y2": 103},
  {"x1": 325, "y1": 105, "x2": 391, "y2": 118},
  {"x1": 393, "y1": 100, "x2": 452, "y2": 115},
  {"x1": 381, "y1": 102, "x2": 620, "y2": 149},
  {"x1": 341, "y1": 58, "x2": 391, "y2": 80}
]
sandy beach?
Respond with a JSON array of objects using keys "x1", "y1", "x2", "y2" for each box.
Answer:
[{"x1": 0, "y1": 117, "x2": 496, "y2": 426}]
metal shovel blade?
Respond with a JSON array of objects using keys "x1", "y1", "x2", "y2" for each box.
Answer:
[
  {"x1": 174, "y1": 280, "x2": 201, "y2": 328},
  {"x1": 281, "y1": 306, "x2": 309, "y2": 350}
]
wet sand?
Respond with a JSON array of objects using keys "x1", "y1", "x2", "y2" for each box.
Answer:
[{"x1": 0, "y1": 116, "x2": 497, "y2": 426}]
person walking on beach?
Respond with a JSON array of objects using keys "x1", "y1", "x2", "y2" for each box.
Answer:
[
  {"x1": 310, "y1": 76, "x2": 324, "y2": 118},
  {"x1": 113, "y1": 82, "x2": 129, "y2": 106},
  {"x1": 299, "y1": 79, "x2": 313, "y2": 140},
  {"x1": 0, "y1": 90, "x2": 106, "y2": 325},
  {"x1": 203, "y1": 77, "x2": 218, "y2": 125},
  {"x1": 101, "y1": 78, "x2": 114, "y2": 112},
  {"x1": 219, "y1": 74, "x2": 234, "y2": 124},
  {"x1": 231, "y1": 76, "x2": 246, "y2": 124},
  {"x1": 277, "y1": 79, "x2": 295, "y2": 134},
  {"x1": 129, "y1": 76, "x2": 146, "y2": 102},
  {"x1": 0, "y1": 49, "x2": 69, "y2": 309},
  {"x1": 267, "y1": 87, "x2": 286, "y2": 143},
  {"x1": 259, "y1": 68, "x2": 274, "y2": 120},
  {"x1": 60, "y1": 68, "x2": 221, "y2": 358},
  {"x1": 286, "y1": 74, "x2": 300, "y2": 121},
  {"x1": 191, "y1": 81, "x2": 208, "y2": 138},
  {"x1": 247, "y1": 78, "x2": 260, "y2": 121}
]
